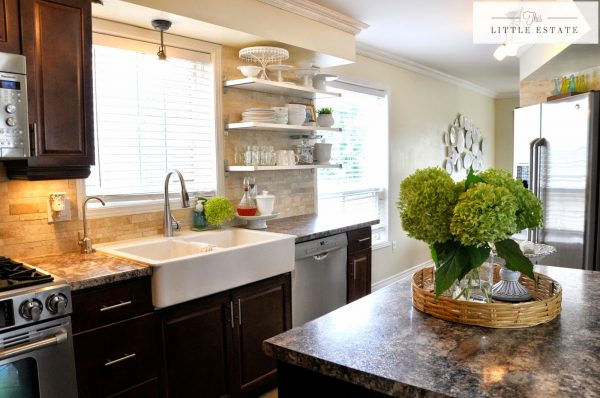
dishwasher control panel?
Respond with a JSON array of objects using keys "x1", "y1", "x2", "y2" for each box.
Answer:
[{"x1": 295, "y1": 233, "x2": 348, "y2": 259}]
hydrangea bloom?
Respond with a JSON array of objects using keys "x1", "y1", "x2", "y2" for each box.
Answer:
[
  {"x1": 397, "y1": 167, "x2": 459, "y2": 244},
  {"x1": 478, "y1": 169, "x2": 543, "y2": 231},
  {"x1": 204, "y1": 197, "x2": 235, "y2": 226},
  {"x1": 450, "y1": 183, "x2": 518, "y2": 246}
]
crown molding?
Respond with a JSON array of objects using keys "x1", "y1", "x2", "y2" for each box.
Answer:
[
  {"x1": 356, "y1": 43, "x2": 500, "y2": 99},
  {"x1": 256, "y1": 0, "x2": 369, "y2": 35}
]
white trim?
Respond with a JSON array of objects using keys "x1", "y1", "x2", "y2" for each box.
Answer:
[
  {"x1": 356, "y1": 43, "x2": 500, "y2": 99},
  {"x1": 372, "y1": 240, "x2": 391, "y2": 251},
  {"x1": 256, "y1": 0, "x2": 369, "y2": 35},
  {"x1": 371, "y1": 259, "x2": 434, "y2": 292},
  {"x1": 495, "y1": 92, "x2": 520, "y2": 100}
]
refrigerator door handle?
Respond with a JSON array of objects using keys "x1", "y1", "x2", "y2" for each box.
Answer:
[
  {"x1": 531, "y1": 138, "x2": 547, "y2": 243},
  {"x1": 528, "y1": 138, "x2": 541, "y2": 241}
]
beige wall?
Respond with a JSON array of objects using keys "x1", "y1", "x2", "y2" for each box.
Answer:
[
  {"x1": 323, "y1": 55, "x2": 496, "y2": 283},
  {"x1": 494, "y1": 97, "x2": 519, "y2": 173}
]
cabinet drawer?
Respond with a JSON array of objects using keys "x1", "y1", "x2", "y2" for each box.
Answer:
[
  {"x1": 347, "y1": 227, "x2": 372, "y2": 253},
  {"x1": 108, "y1": 378, "x2": 159, "y2": 398},
  {"x1": 74, "y1": 313, "x2": 157, "y2": 397},
  {"x1": 72, "y1": 277, "x2": 153, "y2": 333}
]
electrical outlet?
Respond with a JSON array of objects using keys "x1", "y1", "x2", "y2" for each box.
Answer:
[{"x1": 47, "y1": 197, "x2": 72, "y2": 223}]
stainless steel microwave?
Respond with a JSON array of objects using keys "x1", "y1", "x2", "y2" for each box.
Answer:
[{"x1": 0, "y1": 52, "x2": 29, "y2": 158}]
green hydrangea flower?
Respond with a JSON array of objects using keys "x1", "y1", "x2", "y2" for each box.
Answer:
[
  {"x1": 397, "y1": 167, "x2": 460, "y2": 244},
  {"x1": 204, "y1": 197, "x2": 235, "y2": 226},
  {"x1": 478, "y1": 169, "x2": 543, "y2": 231},
  {"x1": 450, "y1": 183, "x2": 518, "y2": 247}
]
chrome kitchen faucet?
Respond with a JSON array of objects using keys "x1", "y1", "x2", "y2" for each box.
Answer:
[{"x1": 164, "y1": 169, "x2": 190, "y2": 237}]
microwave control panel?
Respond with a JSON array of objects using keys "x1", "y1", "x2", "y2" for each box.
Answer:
[{"x1": 0, "y1": 52, "x2": 29, "y2": 159}]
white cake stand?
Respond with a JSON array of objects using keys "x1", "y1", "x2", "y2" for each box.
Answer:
[
  {"x1": 239, "y1": 47, "x2": 289, "y2": 80},
  {"x1": 236, "y1": 213, "x2": 279, "y2": 229}
]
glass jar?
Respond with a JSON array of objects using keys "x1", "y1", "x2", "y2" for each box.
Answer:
[{"x1": 446, "y1": 248, "x2": 495, "y2": 303}]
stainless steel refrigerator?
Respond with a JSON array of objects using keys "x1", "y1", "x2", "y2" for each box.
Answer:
[{"x1": 513, "y1": 92, "x2": 600, "y2": 271}]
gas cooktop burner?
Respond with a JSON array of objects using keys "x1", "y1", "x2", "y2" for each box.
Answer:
[{"x1": 0, "y1": 256, "x2": 54, "y2": 292}]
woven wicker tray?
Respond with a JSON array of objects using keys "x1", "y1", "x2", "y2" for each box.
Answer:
[{"x1": 412, "y1": 266, "x2": 562, "y2": 328}]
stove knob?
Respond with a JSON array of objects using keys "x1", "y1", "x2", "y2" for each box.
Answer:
[
  {"x1": 20, "y1": 299, "x2": 43, "y2": 321},
  {"x1": 46, "y1": 293, "x2": 68, "y2": 314}
]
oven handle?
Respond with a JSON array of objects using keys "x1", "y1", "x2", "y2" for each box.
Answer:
[{"x1": 0, "y1": 329, "x2": 68, "y2": 361}]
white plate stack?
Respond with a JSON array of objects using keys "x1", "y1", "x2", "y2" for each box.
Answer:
[
  {"x1": 242, "y1": 108, "x2": 276, "y2": 123},
  {"x1": 271, "y1": 107, "x2": 288, "y2": 124},
  {"x1": 285, "y1": 104, "x2": 306, "y2": 125}
]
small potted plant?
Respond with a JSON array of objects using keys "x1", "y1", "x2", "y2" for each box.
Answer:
[{"x1": 317, "y1": 107, "x2": 335, "y2": 128}]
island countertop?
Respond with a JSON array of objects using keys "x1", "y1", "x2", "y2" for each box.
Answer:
[{"x1": 264, "y1": 265, "x2": 600, "y2": 398}]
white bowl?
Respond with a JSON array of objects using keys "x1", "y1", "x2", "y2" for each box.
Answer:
[{"x1": 237, "y1": 65, "x2": 262, "y2": 78}]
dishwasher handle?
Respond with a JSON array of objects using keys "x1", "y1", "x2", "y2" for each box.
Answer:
[{"x1": 313, "y1": 253, "x2": 329, "y2": 261}]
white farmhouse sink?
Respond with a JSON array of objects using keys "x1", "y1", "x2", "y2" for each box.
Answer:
[{"x1": 96, "y1": 229, "x2": 295, "y2": 308}]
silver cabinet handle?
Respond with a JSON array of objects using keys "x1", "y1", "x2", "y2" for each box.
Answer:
[
  {"x1": 230, "y1": 301, "x2": 234, "y2": 328},
  {"x1": 352, "y1": 257, "x2": 367, "y2": 280},
  {"x1": 358, "y1": 237, "x2": 371, "y2": 243},
  {"x1": 105, "y1": 353, "x2": 136, "y2": 367},
  {"x1": 0, "y1": 329, "x2": 67, "y2": 361},
  {"x1": 100, "y1": 300, "x2": 132, "y2": 312},
  {"x1": 238, "y1": 299, "x2": 242, "y2": 326}
]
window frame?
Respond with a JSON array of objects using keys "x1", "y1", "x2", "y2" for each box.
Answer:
[
  {"x1": 315, "y1": 78, "x2": 390, "y2": 249},
  {"x1": 78, "y1": 18, "x2": 223, "y2": 219}
]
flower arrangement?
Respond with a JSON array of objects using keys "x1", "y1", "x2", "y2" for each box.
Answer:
[
  {"x1": 204, "y1": 197, "x2": 235, "y2": 227},
  {"x1": 398, "y1": 167, "x2": 543, "y2": 297}
]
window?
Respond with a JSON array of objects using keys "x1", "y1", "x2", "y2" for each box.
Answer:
[
  {"x1": 316, "y1": 81, "x2": 389, "y2": 245},
  {"x1": 82, "y1": 25, "x2": 220, "y2": 214}
]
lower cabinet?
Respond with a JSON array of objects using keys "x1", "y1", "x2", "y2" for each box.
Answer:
[
  {"x1": 157, "y1": 273, "x2": 292, "y2": 398},
  {"x1": 72, "y1": 277, "x2": 158, "y2": 398},
  {"x1": 347, "y1": 227, "x2": 373, "y2": 303}
]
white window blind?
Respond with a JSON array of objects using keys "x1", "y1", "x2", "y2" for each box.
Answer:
[
  {"x1": 317, "y1": 83, "x2": 389, "y2": 244},
  {"x1": 86, "y1": 37, "x2": 217, "y2": 200}
]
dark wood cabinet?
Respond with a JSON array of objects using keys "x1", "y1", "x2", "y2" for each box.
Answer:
[
  {"x1": 158, "y1": 290, "x2": 235, "y2": 398},
  {"x1": 347, "y1": 227, "x2": 372, "y2": 303},
  {"x1": 5, "y1": 0, "x2": 94, "y2": 179},
  {"x1": 0, "y1": 0, "x2": 20, "y2": 53},
  {"x1": 72, "y1": 277, "x2": 158, "y2": 398},
  {"x1": 157, "y1": 273, "x2": 292, "y2": 398}
]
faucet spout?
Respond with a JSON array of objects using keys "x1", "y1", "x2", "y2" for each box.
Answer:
[
  {"x1": 164, "y1": 169, "x2": 190, "y2": 237},
  {"x1": 79, "y1": 196, "x2": 106, "y2": 254}
]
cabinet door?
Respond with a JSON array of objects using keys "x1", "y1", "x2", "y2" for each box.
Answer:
[
  {"x1": 232, "y1": 273, "x2": 292, "y2": 396},
  {"x1": 158, "y1": 291, "x2": 235, "y2": 398},
  {"x1": 347, "y1": 248, "x2": 372, "y2": 303},
  {"x1": 13, "y1": 0, "x2": 93, "y2": 179},
  {"x1": 0, "y1": 0, "x2": 20, "y2": 53}
]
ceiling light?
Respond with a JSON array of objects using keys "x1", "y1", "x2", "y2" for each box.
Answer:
[
  {"x1": 152, "y1": 19, "x2": 172, "y2": 61},
  {"x1": 493, "y1": 44, "x2": 508, "y2": 61}
]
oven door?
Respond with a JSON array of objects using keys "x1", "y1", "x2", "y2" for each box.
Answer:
[{"x1": 0, "y1": 317, "x2": 77, "y2": 398}]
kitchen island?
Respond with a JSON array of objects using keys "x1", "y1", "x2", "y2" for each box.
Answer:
[{"x1": 264, "y1": 265, "x2": 600, "y2": 397}]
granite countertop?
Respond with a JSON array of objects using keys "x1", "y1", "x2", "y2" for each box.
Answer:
[
  {"x1": 264, "y1": 213, "x2": 379, "y2": 243},
  {"x1": 24, "y1": 252, "x2": 151, "y2": 291},
  {"x1": 264, "y1": 265, "x2": 600, "y2": 398}
]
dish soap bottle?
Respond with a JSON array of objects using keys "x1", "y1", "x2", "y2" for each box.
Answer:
[
  {"x1": 193, "y1": 197, "x2": 208, "y2": 229},
  {"x1": 237, "y1": 177, "x2": 257, "y2": 216}
]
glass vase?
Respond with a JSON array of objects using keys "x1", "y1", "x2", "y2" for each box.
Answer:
[{"x1": 447, "y1": 249, "x2": 495, "y2": 303}]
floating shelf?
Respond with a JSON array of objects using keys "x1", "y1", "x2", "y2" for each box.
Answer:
[
  {"x1": 226, "y1": 164, "x2": 342, "y2": 172},
  {"x1": 226, "y1": 122, "x2": 341, "y2": 134},
  {"x1": 224, "y1": 78, "x2": 341, "y2": 99}
]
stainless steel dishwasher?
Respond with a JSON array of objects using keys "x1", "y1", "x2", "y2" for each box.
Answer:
[{"x1": 292, "y1": 233, "x2": 348, "y2": 327}]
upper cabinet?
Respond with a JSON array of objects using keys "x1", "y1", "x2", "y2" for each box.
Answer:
[
  {"x1": 0, "y1": 0, "x2": 20, "y2": 53},
  {"x1": 4, "y1": 0, "x2": 94, "y2": 180}
]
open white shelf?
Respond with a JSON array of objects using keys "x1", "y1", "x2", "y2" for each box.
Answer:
[
  {"x1": 226, "y1": 122, "x2": 341, "y2": 134},
  {"x1": 226, "y1": 164, "x2": 342, "y2": 172},
  {"x1": 224, "y1": 78, "x2": 341, "y2": 99}
]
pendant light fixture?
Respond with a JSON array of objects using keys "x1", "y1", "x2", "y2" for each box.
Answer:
[{"x1": 152, "y1": 19, "x2": 172, "y2": 61}]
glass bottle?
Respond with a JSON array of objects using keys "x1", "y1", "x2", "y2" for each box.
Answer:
[{"x1": 237, "y1": 176, "x2": 257, "y2": 216}]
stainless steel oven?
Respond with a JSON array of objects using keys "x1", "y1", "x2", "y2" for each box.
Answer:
[
  {"x1": 0, "y1": 317, "x2": 76, "y2": 397},
  {"x1": 0, "y1": 257, "x2": 77, "y2": 397}
]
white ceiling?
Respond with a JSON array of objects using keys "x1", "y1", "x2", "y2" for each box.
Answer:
[{"x1": 311, "y1": 0, "x2": 520, "y2": 96}]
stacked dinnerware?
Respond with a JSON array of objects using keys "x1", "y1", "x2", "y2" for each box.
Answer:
[
  {"x1": 285, "y1": 104, "x2": 306, "y2": 125},
  {"x1": 271, "y1": 107, "x2": 288, "y2": 124},
  {"x1": 242, "y1": 108, "x2": 276, "y2": 123}
]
